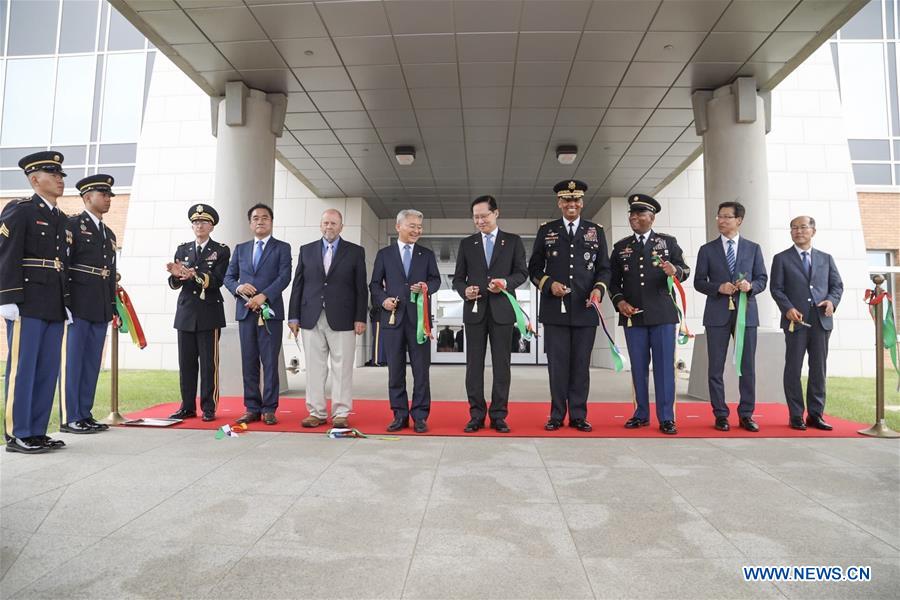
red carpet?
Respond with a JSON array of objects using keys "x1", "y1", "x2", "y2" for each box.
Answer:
[{"x1": 124, "y1": 396, "x2": 867, "y2": 438}]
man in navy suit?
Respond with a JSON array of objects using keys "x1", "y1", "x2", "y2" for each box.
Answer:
[
  {"x1": 452, "y1": 195, "x2": 528, "y2": 433},
  {"x1": 694, "y1": 201, "x2": 768, "y2": 432},
  {"x1": 369, "y1": 209, "x2": 441, "y2": 433},
  {"x1": 288, "y1": 209, "x2": 367, "y2": 429},
  {"x1": 770, "y1": 216, "x2": 843, "y2": 431},
  {"x1": 224, "y1": 203, "x2": 292, "y2": 425}
]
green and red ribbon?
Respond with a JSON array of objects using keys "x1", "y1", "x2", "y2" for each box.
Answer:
[
  {"x1": 865, "y1": 288, "x2": 900, "y2": 391},
  {"x1": 732, "y1": 273, "x2": 748, "y2": 377},
  {"x1": 496, "y1": 282, "x2": 535, "y2": 341},
  {"x1": 590, "y1": 297, "x2": 624, "y2": 372},
  {"x1": 115, "y1": 285, "x2": 147, "y2": 349},
  {"x1": 410, "y1": 283, "x2": 432, "y2": 344},
  {"x1": 652, "y1": 256, "x2": 693, "y2": 345}
]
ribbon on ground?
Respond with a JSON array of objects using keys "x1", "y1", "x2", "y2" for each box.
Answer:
[
  {"x1": 410, "y1": 283, "x2": 431, "y2": 344},
  {"x1": 732, "y1": 274, "x2": 748, "y2": 377},
  {"x1": 589, "y1": 297, "x2": 624, "y2": 372},
  {"x1": 652, "y1": 256, "x2": 693, "y2": 345},
  {"x1": 864, "y1": 288, "x2": 900, "y2": 391},
  {"x1": 115, "y1": 285, "x2": 147, "y2": 349},
  {"x1": 500, "y1": 287, "x2": 536, "y2": 341}
]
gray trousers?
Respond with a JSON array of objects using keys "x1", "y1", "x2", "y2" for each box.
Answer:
[{"x1": 301, "y1": 312, "x2": 356, "y2": 418}]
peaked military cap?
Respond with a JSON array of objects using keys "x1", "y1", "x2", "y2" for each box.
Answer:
[
  {"x1": 188, "y1": 203, "x2": 219, "y2": 225},
  {"x1": 628, "y1": 193, "x2": 661, "y2": 214},
  {"x1": 76, "y1": 174, "x2": 116, "y2": 196},
  {"x1": 553, "y1": 179, "x2": 587, "y2": 199},
  {"x1": 18, "y1": 151, "x2": 66, "y2": 176}
]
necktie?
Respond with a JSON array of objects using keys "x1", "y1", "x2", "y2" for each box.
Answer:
[
  {"x1": 637, "y1": 234, "x2": 645, "y2": 250},
  {"x1": 802, "y1": 251, "x2": 811, "y2": 278},
  {"x1": 253, "y1": 240, "x2": 263, "y2": 269},
  {"x1": 324, "y1": 243, "x2": 333, "y2": 274},
  {"x1": 402, "y1": 244, "x2": 412, "y2": 277},
  {"x1": 485, "y1": 233, "x2": 494, "y2": 264},
  {"x1": 100, "y1": 221, "x2": 107, "y2": 241},
  {"x1": 726, "y1": 239, "x2": 736, "y2": 276},
  {"x1": 568, "y1": 222, "x2": 575, "y2": 238}
]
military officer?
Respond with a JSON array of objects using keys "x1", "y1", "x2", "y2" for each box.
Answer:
[
  {"x1": 60, "y1": 174, "x2": 118, "y2": 434},
  {"x1": 528, "y1": 180, "x2": 611, "y2": 432},
  {"x1": 1, "y1": 151, "x2": 72, "y2": 453},
  {"x1": 166, "y1": 204, "x2": 230, "y2": 421},
  {"x1": 609, "y1": 194, "x2": 690, "y2": 435}
]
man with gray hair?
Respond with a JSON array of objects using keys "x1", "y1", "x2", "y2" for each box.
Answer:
[
  {"x1": 289, "y1": 209, "x2": 367, "y2": 429},
  {"x1": 369, "y1": 210, "x2": 441, "y2": 433}
]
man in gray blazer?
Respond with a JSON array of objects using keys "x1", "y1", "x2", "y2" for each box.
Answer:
[{"x1": 770, "y1": 216, "x2": 843, "y2": 430}]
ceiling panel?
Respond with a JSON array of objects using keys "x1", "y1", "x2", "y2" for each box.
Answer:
[
  {"x1": 569, "y1": 61, "x2": 630, "y2": 86},
  {"x1": 336, "y1": 130, "x2": 382, "y2": 144},
  {"x1": 217, "y1": 41, "x2": 285, "y2": 70},
  {"x1": 456, "y1": 33, "x2": 518, "y2": 63},
  {"x1": 333, "y1": 36, "x2": 399, "y2": 65},
  {"x1": 385, "y1": 0, "x2": 454, "y2": 34},
  {"x1": 186, "y1": 6, "x2": 266, "y2": 42},
  {"x1": 514, "y1": 62, "x2": 570, "y2": 87},
  {"x1": 453, "y1": 0, "x2": 522, "y2": 32},
  {"x1": 459, "y1": 62, "x2": 515, "y2": 87},
  {"x1": 511, "y1": 86, "x2": 564, "y2": 108},
  {"x1": 358, "y1": 88, "x2": 412, "y2": 110},
  {"x1": 714, "y1": 1, "x2": 797, "y2": 32},
  {"x1": 461, "y1": 87, "x2": 512, "y2": 108},
  {"x1": 410, "y1": 87, "x2": 461, "y2": 109},
  {"x1": 650, "y1": 0, "x2": 730, "y2": 32},
  {"x1": 308, "y1": 90, "x2": 364, "y2": 111},
  {"x1": 584, "y1": 0, "x2": 659, "y2": 31},
  {"x1": 249, "y1": 3, "x2": 327, "y2": 39},
  {"x1": 347, "y1": 65, "x2": 406, "y2": 89},
  {"x1": 395, "y1": 34, "x2": 457, "y2": 63},
  {"x1": 316, "y1": 1, "x2": 391, "y2": 37},
  {"x1": 274, "y1": 38, "x2": 342, "y2": 68},
  {"x1": 561, "y1": 86, "x2": 616, "y2": 108},
  {"x1": 403, "y1": 63, "x2": 459, "y2": 88},
  {"x1": 577, "y1": 31, "x2": 644, "y2": 62}
]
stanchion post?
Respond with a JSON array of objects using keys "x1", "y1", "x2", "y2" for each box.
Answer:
[
  {"x1": 859, "y1": 274, "x2": 899, "y2": 438},
  {"x1": 102, "y1": 273, "x2": 126, "y2": 425}
]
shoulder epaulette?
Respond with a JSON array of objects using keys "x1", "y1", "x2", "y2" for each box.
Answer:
[{"x1": 16, "y1": 197, "x2": 31, "y2": 204}]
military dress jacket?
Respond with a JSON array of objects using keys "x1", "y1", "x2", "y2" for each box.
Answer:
[
  {"x1": 66, "y1": 211, "x2": 116, "y2": 323},
  {"x1": 169, "y1": 239, "x2": 230, "y2": 332}
]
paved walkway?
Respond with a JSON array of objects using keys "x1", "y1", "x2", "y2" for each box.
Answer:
[{"x1": 1, "y1": 367, "x2": 898, "y2": 599}]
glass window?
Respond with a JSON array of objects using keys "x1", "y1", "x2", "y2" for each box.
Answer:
[
  {"x1": 107, "y1": 8, "x2": 145, "y2": 51},
  {"x1": 0, "y1": 170, "x2": 30, "y2": 190},
  {"x1": 96, "y1": 165, "x2": 134, "y2": 186},
  {"x1": 99, "y1": 53, "x2": 145, "y2": 143},
  {"x1": 841, "y1": 0, "x2": 884, "y2": 39},
  {"x1": 1, "y1": 0, "x2": 8, "y2": 57},
  {"x1": 59, "y1": 0, "x2": 99, "y2": 54},
  {"x1": 887, "y1": 0, "x2": 896, "y2": 38},
  {"x1": 1, "y1": 147, "x2": 44, "y2": 165},
  {"x1": 848, "y1": 139, "x2": 891, "y2": 160},
  {"x1": 8, "y1": 0, "x2": 59, "y2": 56},
  {"x1": 55, "y1": 145, "x2": 87, "y2": 165},
  {"x1": 90, "y1": 54, "x2": 104, "y2": 141},
  {"x1": 1, "y1": 58, "x2": 55, "y2": 146},
  {"x1": 99, "y1": 143, "x2": 136, "y2": 164},
  {"x1": 839, "y1": 43, "x2": 890, "y2": 137},
  {"x1": 852, "y1": 163, "x2": 892, "y2": 184},
  {"x1": 52, "y1": 55, "x2": 95, "y2": 144}
]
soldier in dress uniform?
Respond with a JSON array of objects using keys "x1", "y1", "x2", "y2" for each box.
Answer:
[
  {"x1": 59, "y1": 174, "x2": 118, "y2": 434},
  {"x1": 528, "y1": 180, "x2": 611, "y2": 432},
  {"x1": 609, "y1": 194, "x2": 690, "y2": 435},
  {"x1": 1, "y1": 151, "x2": 72, "y2": 454},
  {"x1": 166, "y1": 204, "x2": 230, "y2": 422}
]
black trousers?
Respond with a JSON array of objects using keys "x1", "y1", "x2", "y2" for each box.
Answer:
[
  {"x1": 543, "y1": 324, "x2": 597, "y2": 422},
  {"x1": 706, "y1": 314, "x2": 757, "y2": 419},
  {"x1": 383, "y1": 318, "x2": 431, "y2": 422},
  {"x1": 783, "y1": 317, "x2": 830, "y2": 418},
  {"x1": 465, "y1": 303, "x2": 514, "y2": 422},
  {"x1": 177, "y1": 328, "x2": 220, "y2": 415}
]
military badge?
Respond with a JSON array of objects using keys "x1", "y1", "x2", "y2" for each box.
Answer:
[
  {"x1": 208, "y1": 251, "x2": 218, "y2": 261},
  {"x1": 65, "y1": 230, "x2": 73, "y2": 245},
  {"x1": 0, "y1": 222, "x2": 8, "y2": 238},
  {"x1": 587, "y1": 262, "x2": 594, "y2": 270},
  {"x1": 80, "y1": 223, "x2": 87, "y2": 231},
  {"x1": 584, "y1": 227, "x2": 598, "y2": 242},
  {"x1": 584, "y1": 252, "x2": 591, "y2": 260}
]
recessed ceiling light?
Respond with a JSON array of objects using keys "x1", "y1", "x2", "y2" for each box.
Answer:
[
  {"x1": 556, "y1": 144, "x2": 577, "y2": 165},
  {"x1": 395, "y1": 145, "x2": 416, "y2": 166}
]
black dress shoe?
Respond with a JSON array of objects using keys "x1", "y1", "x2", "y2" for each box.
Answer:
[
  {"x1": 569, "y1": 418, "x2": 593, "y2": 432},
  {"x1": 236, "y1": 412, "x2": 261, "y2": 424},
  {"x1": 624, "y1": 417, "x2": 650, "y2": 429},
  {"x1": 490, "y1": 419, "x2": 510, "y2": 433},
  {"x1": 789, "y1": 416, "x2": 807, "y2": 430},
  {"x1": 202, "y1": 412, "x2": 216, "y2": 422},
  {"x1": 59, "y1": 420, "x2": 100, "y2": 434},
  {"x1": 659, "y1": 420, "x2": 678, "y2": 435},
  {"x1": 169, "y1": 408, "x2": 197, "y2": 420},
  {"x1": 262, "y1": 412, "x2": 278, "y2": 425},
  {"x1": 5, "y1": 437, "x2": 49, "y2": 454},
  {"x1": 413, "y1": 420, "x2": 428, "y2": 433},
  {"x1": 714, "y1": 416, "x2": 730, "y2": 431},
  {"x1": 85, "y1": 417, "x2": 109, "y2": 431},
  {"x1": 35, "y1": 435, "x2": 66, "y2": 449},
  {"x1": 739, "y1": 416, "x2": 759, "y2": 432},
  {"x1": 463, "y1": 419, "x2": 484, "y2": 433},
  {"x1": 806, "y1": 415, "x2": 833, "y2": 431},
  {"x1": 386, "y1": 417, "x2": 409, "y2": 432},
  {"x1": 544, "y1": 419, "x2": 563, "y2": 431}
]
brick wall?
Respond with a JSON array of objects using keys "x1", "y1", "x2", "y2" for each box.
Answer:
[{"x1": 857, "y1": 191, "x2": 900, "y2": 307}]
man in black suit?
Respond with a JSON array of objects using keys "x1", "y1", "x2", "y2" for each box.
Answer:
[
  {"x1": 166, "y1": 204, "x2": 230, "y2": 422},
  {"x1": 369, "y1": 209, "x2": 441, "y2": 433},
  {"x1": 288, "y1": 209, "x2": 367, "y2": 429},
  {"x1": 694, "y1": 201, "x2": 768, "y2": 432},
  {"x1": 770, "y1": 216, "x2": 843, "y2": 430},
  {"x1": 528, "y1": 180, "x2": 611, "y2": 432},
  {"x1": 452, "y1": 195, "x2": 528, "y2": 433}
]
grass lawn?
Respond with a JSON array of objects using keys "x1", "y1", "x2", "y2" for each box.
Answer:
[{"x1": 815, "y1": 376, "x2": 900, "y2": 430}]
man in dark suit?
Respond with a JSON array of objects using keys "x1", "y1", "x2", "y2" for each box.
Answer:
[
  {"x1": 288, "y1": 209, "x2": 367, "y2": 429},
  {"x1": 224, "y1": 203, "x2": 292, "y2": 425},
  {"x1": 528, "y1": 180, "x2": 611, "y2": 432},
  {"x1": 369, "y1": 209, "x2": 441, "y2": 433},
  {"x1": 60, "y1": 174, "x2": 118, "y2": 435},
  {"x1": 770, "y1": 216, "x2": 843, "y2": 431},
  {"x1": 694, "y1": 201, "x2": 768, "y2": 432},
  {"x1": 609, "y1": 194, "x2": 690, "y2": 435},
  {"x1": 1, "y1": 151, "x2": 71, "y2": 453},
  {"x1": 452, "y1": 195, "x2": 528, "y2": 433},
  {"x1": 437, "y1": 326, "x2": 455, "y2": 351},
  {"x1": 166, "y1": 204, "x2": 230, "y2": 422}
]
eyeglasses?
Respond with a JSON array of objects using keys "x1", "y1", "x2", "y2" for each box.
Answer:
[
  {"x1": 716, "y1": 214, "x2": 737, "y2": 220},
  {"x1": 790, "y1": 225, "x2": 813, "y2": 231},
  {"x1": 472, "y1": 212, "x2": 494, "y2": 221}
]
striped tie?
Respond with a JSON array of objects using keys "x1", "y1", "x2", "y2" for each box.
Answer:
[{"x1": 726, "y1": 239, "x2": 736, "y2": 276}]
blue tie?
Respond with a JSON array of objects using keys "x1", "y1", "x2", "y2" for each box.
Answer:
[
  {"x1": 802, "y1": 251, "x2": 811, "y2": 278},
  {"x1": 253, "y1": 239, "x2": 263, "y2": 269},
  {"x1": 726, "y1": 239, "x2": 736, "y2": 276},
  {"x1": 402, "y1": 244, "x2": 412, "y2": 277},
  {"x1": 485, "y1": 233, "x2": 494, "y2": 264}
]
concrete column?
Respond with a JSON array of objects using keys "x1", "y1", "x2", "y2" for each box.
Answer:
[{"x1": 210, "y1": 82, "x2": 289, "y2": 396}]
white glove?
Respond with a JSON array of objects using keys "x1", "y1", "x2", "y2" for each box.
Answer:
[
  {"x1": 65, "y1": 307, "x2": 74, "y2": 325},
  {"x1": 0, "y1": 304, "x2": 20, "y2": 321}
]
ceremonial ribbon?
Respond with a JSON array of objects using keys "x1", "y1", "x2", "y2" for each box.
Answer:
[
  {"x1": 499, "y1": 285, "x2": 536, "y2": 341},
  {"x1": 589, "y1": 297, "x2": 624, "y2": 372},
  {"x1": 732, "y1": 274, "x2": 748, "y2": 377},
  {"x1": 410, "y1": 283, "x2": 431, "y2": 344},
  {"x1": 115, "y1": 285, "x2": 147, "y2": 349},
  {"x1": 864, "y1": 288, "x2": 900, "y2": 391},
  {"x1": 652, "y1": 256, "x2": 693, "y2": 345},
  {"x1": 326, "y1": 427, "x2": 400, "y2": 441}
]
